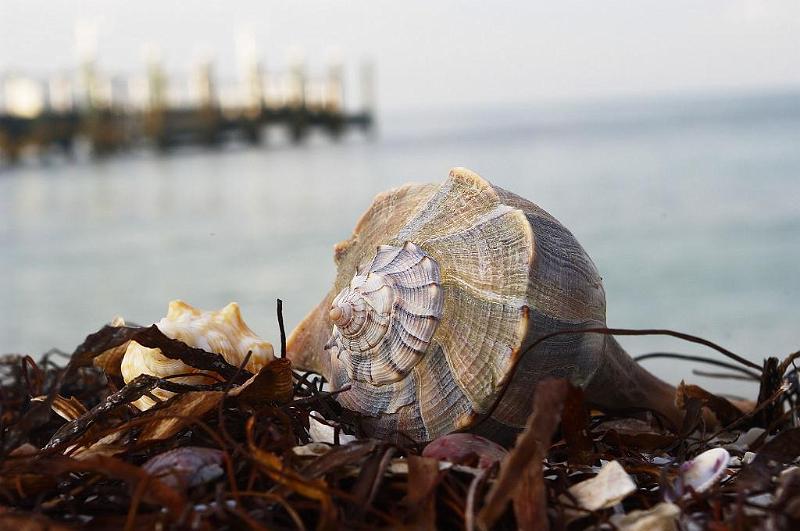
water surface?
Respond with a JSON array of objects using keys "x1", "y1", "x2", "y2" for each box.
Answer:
[{"x1": 2, "y1": 90, "x2": 798, "y2": 394}]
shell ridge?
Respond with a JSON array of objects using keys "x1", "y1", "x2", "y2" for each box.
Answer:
[
  {"x1": 415, "y1": 342, "x2": 479, "y2": 438},
  {"x1": 390, "y1": 319, "x2": 429, "y2": 351},
  {"x1": 372, "y1": 252, "x2": 427, "y2": 276},
  {"x1": 441, "y1": 277, "x2": 528, "y2": 307},
  {"x1": 395, "y1": 179, "x2": 455, "y2": 242},
  {"x1": 369, "y1": 245, "x2": 405, "y2": 271},
  {"x1": 395, "y1": 171, "x2": 503, "y2": 244}
]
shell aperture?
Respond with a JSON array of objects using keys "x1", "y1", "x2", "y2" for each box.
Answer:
[{"x1": 326, "y1": 241, "x2": 443, "y2": 386}]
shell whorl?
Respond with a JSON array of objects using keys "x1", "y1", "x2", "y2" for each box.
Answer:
[
  {"x1": 326, "y1": 242, "x2": 443, "y2": 386},
  {"x1": 121, "y1": 300, "x2": 274, "y2": 410}
]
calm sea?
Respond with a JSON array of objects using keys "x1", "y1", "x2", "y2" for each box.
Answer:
[{"x1": 2, "y1": 90, "x2": 798, "y2": 395}]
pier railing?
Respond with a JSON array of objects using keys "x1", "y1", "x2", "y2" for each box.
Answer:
[{"x1": 0, "y1": 61, "x2": 374, "y2": 162}]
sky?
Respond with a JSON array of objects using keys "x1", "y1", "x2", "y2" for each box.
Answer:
[{"x1": 1, "y1": 0, "x2": 799, "y2": 112}]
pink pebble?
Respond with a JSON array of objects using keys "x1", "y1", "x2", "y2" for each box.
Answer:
[{"x1": 422, "y1": 433, "x2": 508, "y2": 468}]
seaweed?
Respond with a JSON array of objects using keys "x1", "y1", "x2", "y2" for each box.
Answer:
[{"x1": 1, "y1": 310, "x2": 799, "y2": 530}]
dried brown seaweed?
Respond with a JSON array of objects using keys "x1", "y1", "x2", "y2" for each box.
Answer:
[{"x1": 0, "y1": 314, "x2": 799, "y2": 530}]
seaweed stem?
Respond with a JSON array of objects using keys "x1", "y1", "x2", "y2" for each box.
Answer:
[{"x1": 277, "y1": 299, "x2": 287, "y2": 359}]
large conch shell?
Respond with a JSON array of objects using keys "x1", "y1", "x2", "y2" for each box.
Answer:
[
  {"x1": 287, "y1": 168, "x2": 681, "y2": 443},
  {"x1": 121, "y1": 300, "x2": 274, "y2": 410}
]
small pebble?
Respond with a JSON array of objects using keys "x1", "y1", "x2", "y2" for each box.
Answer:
[
  {"x1": 422, "y1": 433, "x2": 507, "y2": 468},
  {"x1": 142, "y1": 446, "x2": 224, "y2": 492}
]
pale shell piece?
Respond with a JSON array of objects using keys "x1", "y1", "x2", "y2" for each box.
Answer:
[
  {"x1": 121, "y1": 300, "x2": 274, "y2": 410},
  {"x1": 609, "y1": 502, "x2": 680, "y2": 531},
  {"x1": 566, "y1": 460, "x2": 637, "y2": 511},
  {"x1": 293, "y1": 442, "x2": 333, "y2": 457},
  {"x1": 9, "y1": 443, "x2": 38, "y2": 457},
  {"x1": 69, "y1": 431, "x2": 126, "y2": 460},
  {"x1": 388, "y1": 458, "x2": 480, "y2": 476},
  {"x1": 142, "y1": 446, "x2": 224, "y2": 492},
  {"x1": 727, "y1": 427, "x2": 765, "y2": 452},
  {"x1": 673, "y1": 447, "x2": 730, "y2": 497},
  {"x1": 308, "y1": 411, "x2": 357, "y2": 445},
  {"x1": 31, "y1": 394, "x2": 87, "y2": 421}
]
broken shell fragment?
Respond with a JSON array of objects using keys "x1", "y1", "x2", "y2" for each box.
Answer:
[
  {"x1": 565, "y1": 460, "x2": 637, "y2": 511},
  {"x1": 142, "y1": 446, "x2": 224, "y2": 492},
  {"x1": 727, "y1": 427, "x2": 765, "y2": 452},
  {"x1": 308, "y1": 411, "x2": 357, "y2": 445},
  {"x1": 293, "y1": 442, "x2": 333, "y2": 457},
  {"x1": 609, "y1": 502, "x2": 680, "y2": 531},
  {"x1": 672, "y1": 447, "x2": 730, "y2": 498},
  {"x1": 121, "y1": 300, "x2": 274, "y2": 410},
  {"x1": 422, "y1": 433, "x2": 508, "y2": 469},
  {"x1": 31, "y1": 394, "x2": 87, "y2": 421}
]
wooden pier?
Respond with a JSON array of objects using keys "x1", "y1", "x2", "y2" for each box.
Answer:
[{"x1": 0, "y1": 59, "x2": 374, "y2": 162}]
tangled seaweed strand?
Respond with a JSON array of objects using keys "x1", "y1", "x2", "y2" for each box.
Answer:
[{"x1": 1, "y1": 306, "x2": 799, "y2": 530}]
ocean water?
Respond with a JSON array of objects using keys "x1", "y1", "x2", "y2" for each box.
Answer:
[{"x1": 1, "y1": 90, "x2": 798, "y2": 396}]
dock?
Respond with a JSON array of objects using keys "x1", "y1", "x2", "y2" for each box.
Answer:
[{"x1": 0, "y1": 55, "x2": 374, "y2": 162}]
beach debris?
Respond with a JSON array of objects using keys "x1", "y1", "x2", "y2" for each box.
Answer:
[
  {"x1": 308, "y1": 410, "x2": 357, "y2": 445},
  {"x1": 671, "y1": 447, "x2": 730, "y2": 499},
  {"x1": 422, "y1": 433, "x2": 508, "y2": 468},
  {"x1": 609, "y1": 502, "x2": 680, "y2": 531},
  {"x1": 730, "y1": 426, "x2": 766, "y2": 451},
  {"x1": 403, "y1": 455, "x2": 439, "y2": 529},
  {"x1": 676, "y1": 381, "x2": 745, "y2": 425},
  {"x1": 90, "y1": 315, "x2": 132, "y2": 376},
  {"x1": 31, "y1": 394, "x2": 87, "y2": 421},
  {"x1": 595, "y1": 417, "x2": 676, "y2": 450},
  {"x1": 738, "y1": 427, "x2": 800, "y2": 491},
  {"x1": 1, "y1": 285, "x2": 798, "y2": 528},
  {"x1": 8, "y1": 443, "x2": 38, "y2": 457},
  {"x1": 712, "y1": 426, "x2": 766, "y2": 453},
  {"x1": 121, "y1": 300, "x2": 274, "y2": 410},
  {"x1": 68, "y1": 430, "x2": 128, "y2": 460},
  {"x1": 479, "y1": 379, "x2": 571, "y2": 531},
  {"x1": 293, "y1": 442, "x2": 333, "y2": 457},
  {"x1": 228, "y1": 357, "x2": 294, "y2": 405},
  {"x1": 142, "y1": 446, "x2": 224, "y2": 492},
  {"x1": 565, "y1": 460, "x2": 637, "y2": 511},
  {"x1": 139, "y1": 391, "x2": 225, "y2": 442},
  {"x1": 775, "y1": 467, "x2": 800, "y2": 520}
]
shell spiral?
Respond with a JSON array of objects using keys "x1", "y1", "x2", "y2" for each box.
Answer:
[{"x1": 326, "y1": 242, "x2": 443, "y2": 386}]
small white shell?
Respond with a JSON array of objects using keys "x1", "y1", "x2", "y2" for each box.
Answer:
[
  {"x1": 292, "y1": 442, "x2": 333, "y2": 457},
  {"x1": 308, "y1": 411, "x2": 357, "y2": 445},
  {"x1": 672, "y1": 447, "x2": 730, "y2": 498},
  {"x1": 565, "y1": 460, "x2": 637, "y2": 511},
  {"x1": 121, "y1": 300, "x2": 274, "y2": 410},
  {"x1": 609, "y1": 502, "x2": 680, "y2": 531}
]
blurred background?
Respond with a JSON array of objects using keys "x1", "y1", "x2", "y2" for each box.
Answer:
[{"x1": 1, "y1": 1, "x2": 798, "y2": 396}]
